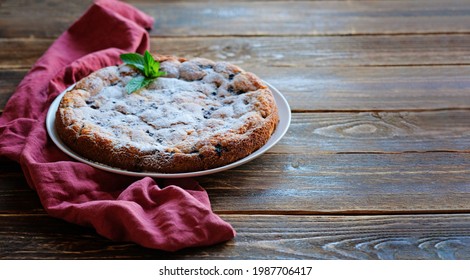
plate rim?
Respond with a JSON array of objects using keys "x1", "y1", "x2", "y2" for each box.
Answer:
[{"x1": 46, "y1": 81, "x2": 291, "y2": 178}]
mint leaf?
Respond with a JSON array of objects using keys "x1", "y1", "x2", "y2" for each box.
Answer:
[
  {"x1": 125, "y1": 76, "x2": 156, "y2": 94},
  {"x1": 121, "y1": 51, "x2": 167, "y2": 94},
  {"x1": 143, "y1": 51, "x2": 154, "y2": 77},
  {"x1": 154, "y1": 71, "x2": 167, "y2": 78},
  {"x1": 141, "y1": 77, "x2": 154, "y2": 89},
  {"x1": 125, "y1": 76, "x2": 146, "y2": 94},
  {"x1": 149, "y1": 61, "x2": 161, "y2": 78},
  {"x1": 120, "y1": 53, "x2": 145, "y2": 72}
]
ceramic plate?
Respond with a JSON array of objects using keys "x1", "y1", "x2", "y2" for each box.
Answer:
[{"x1": 46, "y1": 82, "x2": 291, "y2": 178}]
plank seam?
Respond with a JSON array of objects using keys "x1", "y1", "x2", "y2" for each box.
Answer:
[
  {"x1": 292, "y1": 108, "x2": 470, "y2": 113},
  {"x1": 7, "y1": 63, "x2": 470, "y2": 71},
  {"x1": 216, "y1": 210, "x2": 470, "y2": 216},
  {"x1": 149, "y1": 32, "x2": 470, "y2": 39},
  {"x1": 264, "y1": 150, "x2": 470, "y2": 155},
  {"x1": 8, "y1": 31, "x2": 470, "y2": 41}
]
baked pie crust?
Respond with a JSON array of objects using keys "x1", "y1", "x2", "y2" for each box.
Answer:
[{"x1": 55, "y1": 54, "x2": 279, "y2": 173}]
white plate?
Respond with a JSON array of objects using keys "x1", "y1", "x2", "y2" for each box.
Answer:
[{"x1": 46, "y1": 82, "x2": 291, "y2": 178}]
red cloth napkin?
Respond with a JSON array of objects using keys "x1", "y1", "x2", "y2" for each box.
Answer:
[{"x1": 0, "y1": 0, "x2": 235, "y2": 251}]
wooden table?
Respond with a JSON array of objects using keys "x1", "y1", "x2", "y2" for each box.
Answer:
[{"x1": 1, "y1": 0, "x2": 470, "y2": 259}]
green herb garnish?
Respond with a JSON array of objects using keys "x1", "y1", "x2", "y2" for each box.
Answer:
[{"x1": 120, "y1": 51, "x2": 167, "y2": 94}]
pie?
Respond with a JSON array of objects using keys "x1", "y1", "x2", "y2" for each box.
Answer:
[{"x1": 55, "y1": 54, "x2": 279, "y2": 173}]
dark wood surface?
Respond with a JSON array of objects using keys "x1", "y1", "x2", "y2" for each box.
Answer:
[{"x1": 0, "y1": 0, "x2": 469, "y2": 259}]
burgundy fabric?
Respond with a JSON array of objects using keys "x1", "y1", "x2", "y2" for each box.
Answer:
[{"x1": 0, "y1": 0, "x2": 235, "y2": 251}]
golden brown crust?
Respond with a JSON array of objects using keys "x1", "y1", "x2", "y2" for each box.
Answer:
[{"x1": 55, "y1": 54, "x2": 279, "y2": 173}]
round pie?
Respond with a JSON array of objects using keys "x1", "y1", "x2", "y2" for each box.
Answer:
[{"x1": 55, "y1": 54, "x2": 279, "y2": 173}]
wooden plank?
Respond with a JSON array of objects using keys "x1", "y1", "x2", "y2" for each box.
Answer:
[
  {"x1": 0, "y1": 159, "x2": 43, "y2": 213},
  {"x1": 4, "y1": 34, "x2": 470, "y2": 70},
  {"x1": 2, "y1": 0, "x2": 470, "y2": 38},
  {"x1": 272, "y1": 110, "x2": 470, "y2": 154},
  {"x1": 0, "y1": 0, "x2": 92, "y2": 38},
  {"x1": 1, "y1": 152, "x2": 469, "y2": 214},
  {"x1": 143, "y1": 0, "x2": 470, "y2": 36},
  {"x1": 259, "y1": 65, "x2": 470, "y2": 111},
  {"x1": 0, "y1": 110, "x2": 467, "y2": 155},
  {"x1": 200, "y1": 152, "x2": 470, "y2": 214},
  {"x1": 152, "y1": 34, "x2": 470, "y2": 67},
  {"x1": 222, "y1": 214, "x2": 470, "y2": 260},
  {"x1": 2, "y1": 65, "x2": 470, "y2": 112},
  {"x1": 1, "y1": 109, "x2": 469, "y2": 213},
  {"x1": 0, "y1": 38, "x2": 51, "y2": 69},
  {"x1": 0, "y1": 70, "x2": 25, "y2": 111},
  {"x1": 1, "y1": 213, "x2": 470, "y2": 259},
  {"x1": 0, "y1": 171, "x2": 43, "y2": 214}
]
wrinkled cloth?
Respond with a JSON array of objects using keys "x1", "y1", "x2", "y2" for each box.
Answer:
[{"x1": 0, "y1": 0, "x2": 235, "y2": 251}]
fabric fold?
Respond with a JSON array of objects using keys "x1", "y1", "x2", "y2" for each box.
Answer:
[{"x1": 0, "y1": 0, "x2": 235, "y2": 251}]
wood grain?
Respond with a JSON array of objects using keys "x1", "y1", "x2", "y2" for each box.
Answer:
[
  {"x1": 4, "y1": 34, "x2": 470, "y2": 70},
  {"x1": 0, "y1": 160, "x2": 42, "y2": 214},
  {"x1": 2, "y1": 0, "x2": 470, "y2": 38},
  {"x1": 2, "y1": 65, "x2": 470, "y2": 112},
  {"x1": 142, "y1": 0, "x2": 470, "y2": 36},
  {"x1": 153, "y1": 34, "x2": 470, "y2": 67},
  {"x1": 199, "y1": 152, "x2": 470, "y2": 214},
  {"x1": 0, "y1": 38, "x2": 51, "y2": 69},
  {"x1": 273, "y1": 110, "x2": 470, "y2": 154},
  {"x1": 260, "y1": 65, "x2": 470, "y2": 111},
  {"x1": 1, "y1": 214, "x2": 470, "y2": 259},
  {"x1": 226, "y1": 214, "x2": 470, "y2": 260},
  {"x1": 0, "y1": 70, "x2": 24, "y2": 110},
  {"x1": 2, "y1": 0, "x2": 470, "y2": 260},
  {"x1": 1, "y1": 152, "x2": 469, "y2": 214},
  {"x1": 1, "y1": 108, "x2": 469, "y2": 156},
  {"x1": 0, "y1": 0, "x2": 92, "y2": 38}
]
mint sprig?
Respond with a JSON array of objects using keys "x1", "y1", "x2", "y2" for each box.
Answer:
[{"x1": 120, "y1": 51, "x2": 166, "y2": 94}]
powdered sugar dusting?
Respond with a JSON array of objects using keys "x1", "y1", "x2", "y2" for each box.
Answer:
[{"x1": 68, "y1": 58, "x2": 270, "y2": 154}]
